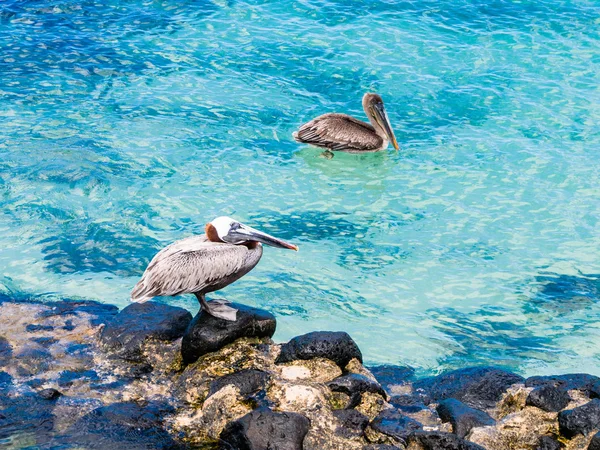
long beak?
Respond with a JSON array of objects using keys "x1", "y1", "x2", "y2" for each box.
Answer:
[
  {"x1": 231, "y1": 224, "x2": 299, "y2": 251},
  {"x1": 373, "y1": 103, "x2": 399, "y2": 151}
]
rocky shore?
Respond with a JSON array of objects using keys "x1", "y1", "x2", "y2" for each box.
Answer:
[{"x1": 0, "y1": 296, "x2": 599, "y2": 450}]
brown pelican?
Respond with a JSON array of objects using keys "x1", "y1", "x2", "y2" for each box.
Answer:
[
  {"x1": 293, "y1": 93, "x2": 399, "y2": 154},
  {"x1": 131, "y1": 216, "x2": 298, "y2": 321}
]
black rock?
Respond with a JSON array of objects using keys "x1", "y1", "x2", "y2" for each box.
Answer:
[
  {"x1": 589, "y1": 431, "x2": 600, "y2": 450},
  {"x1": 0, "y1": 337, "x2": 12, "y2": 366},
  {"x1": 38, "y1": 388, "x2": 62, "y2": 400},
  {"x1": 412, "y1": 366, "x2": 524, "y2": 410},
  {"x1": 436, "y1": 398, "x2": 495, "y2": 438},
  {"x1": 327, "y1": 373, "x2": 387, "y2": 407},
  {"x1": 25, "y1": 324, "x2": 54, "y2": 332},
  {"x1": 389, "y1": 395, "x2": 427, "y2": 413},
  {"x1": 370, "y1": 408, "x2": 422, "y2": 442},
  {"x1": 526, "y1": 385, "x2": 570, "y2": 412},
  {"x1": 100, "y1": 302, "x2": 192, "y2": 363},
  {"x1": 220, "y1": 407, "x2": 310, "y2": 450},
  {"x1": 182, "y1": 304, "x2": 276, "y2": 365},
  {"x1": 54, "y1": 401, "x2": 181, "y2": 450},
  {"x1": 526, "y1": 374, "x2": 600, "y2": 398},
  {"x1": 208, "y1": 369, "x2": 270, "y2": 398},
  {"x1": 558, "y1": 398, "x2": 600, "y2": 438},
  {"x1": 275, "y1": 331, "x2": 362, "y2": 369},
  {"x1": 369, "y1": 365, "x2": 415, "y2": 393},
  {"x1": 408, "y1": 431, "x2": 486, "y2": 449},
  {"x1": 58, "y1": 369, "x2": 99, "y2": 387},
  {"x1": 333, "y1": 409, "x2": 369, "y2": 438},
  {"x1": 536, "y1": 435, "x2": 562, "y2": 450}
]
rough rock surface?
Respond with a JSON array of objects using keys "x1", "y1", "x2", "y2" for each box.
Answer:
[
  {"x1": 181, "y1": 303, "x2": 276, "y2": 365},
  {"x1": 558, "y1": 398, "x2": 600, "y2": 438},
  {"x1": 100, "y1": 302, "x2": 192, "y2": 363},
  {"x1": 588, "y1": 431, "x2": 600, "y2": 450},
  {"x1": 2, "y1": 297, "x2": 600, "y2": 450},
  {"x1": 526, "y1": 384, "x2": 571, "y2": 412},
  {"x1": 220, "y1": 407, "x2": 310, "y2": 450},
  {"x1": 436, "y1": 398, "x2": 495, "y2": 438},
  {"x1": 276, "y1": 331, "x2": 362, "y2": 369},
  {"x1": 413, "y1": 366, "x2": 525, "y2": 410}
]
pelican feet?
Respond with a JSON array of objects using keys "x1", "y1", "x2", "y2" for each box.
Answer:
[{"x1": 203, "y1": 299, "x2": 238, "y2": 322}]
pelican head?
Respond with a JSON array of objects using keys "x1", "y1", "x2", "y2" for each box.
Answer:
[
  {"x1": 362, "y1": 93, "x2": 399, "y2": 150},
  {"x1": 207, "y1": 216, "x2": 299, "y2": 251}
]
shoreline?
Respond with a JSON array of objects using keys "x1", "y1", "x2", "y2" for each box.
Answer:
[{"x1": 0, "y1": 297, "x2": 599, "y2": 449}]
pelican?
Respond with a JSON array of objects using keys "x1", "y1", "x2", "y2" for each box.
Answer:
[
  {"x1": 293, "y1": 93, "x2": 399, "y2": 154},
  {"x1": 131, "y1": 216, "x2": 298, "y2": 321}
]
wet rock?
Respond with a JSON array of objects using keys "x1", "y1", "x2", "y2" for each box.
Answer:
[
  {"x1": 526, "y1": 373, "x2": 600, "y2": 398},
  {"x1": 276, "y1": 331, "x2": 362, "y2": 369},
  {"x1": 333, "y1": 408, "x2": 369, "y2": 438},
  {"x1": 40, "y1": 299, "x2": 119, "y2": 325},
  {"x1": 25, "y1": 323, "x2": 54, "y2": 332},
  {"x1": 220, "y1": 407, "x2": 310, "y2": 450},
  {"x1": 589, "y1": 431, "x2": 600, "y2": 450},
  {"x1": 55, "y1": 401, "x2": 181, "y2": 449},
  {"x1": 389, "y1": 394, "x2": 427, "y2": 413},
  {"x1": 526, "y1": 385, "x2": 570, "y2": 412},
  {"x1": 536, "y1": 435, "x2": 562, "y2": 450},
  {"x1": 58, "y1": 369, "x2": 100, "y2": 387},
  {"x1": 557, "y1": 398, "x2": 600, "y2": 438},
  {"x1": 369, "y1": 365, "x2": 415, "y2": 393},
  {"x1": 0, "y1": 337, "x2": 12, "y2": 366},
  {"x1": 182, "y1": 303, "x2": 275, "y2": 365},
  {"x1": 0, "y1": 394, "x2": 55, "y2": 441},
  {"x1": 30, "y1": 336, "x2": 58, "y2": 347},
  {"x1": 408, "y1": 431, "x2": 486, "y2": 449},
  {"x1": 15, "y1": 347, "x2": 51, "y2": 375},
  {"x1": 208, "y1": 368, "x2": 270, "y2": 399},
  {"x1": 327, "y1": 373, "x2": 387, "y2": 407},
  {"x1": 370, "y1": 408, "x2": 422, "y2": 441},
  {"x1": 0, "y1": 372, "x2": 12, "y2": 386},
  {"x1": 100, "y1": 301, "x2": 192, "y2": 363},
  {"x1": 63, "y1": 319, "x2": 76, "y2": 331},
  {"x1": 436, "y1": 398, "x2": 495, "y2": 438},
  {"x1": 38, "y1": 388, "x2": 62, "y2": 400},
  {"x1": 412, "y1": 366, "x2": 524, "y2": 410}
]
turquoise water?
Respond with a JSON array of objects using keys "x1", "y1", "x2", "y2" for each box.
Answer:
[{"x1": 1, "y1": 0, "x2": 600, "y2": 377}]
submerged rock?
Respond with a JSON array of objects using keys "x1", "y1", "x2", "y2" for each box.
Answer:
[
  {"x1": 436, "y1": 398, "x2": 495, "y2": 438},
  {"x1": 53, "y1": 401, "x2": 181, "y2": 450},
  {"x1": 412, "y1": 366, "x2": 524, "y2": 410},
  {"x1": 557, "y1": 398, "x2": 600, "y2": 438},
  {"x1": 220, "y1": 407, "x2": 310, "y2": 450},
  {"x1": 369, "y1": 365, "x2": 415, "y2": 394},
  {"x1": 181, "y1": 303, "x2": 276, "y2": 365},
  {"x1": 276, "y1": 331, "x2": 362, "y2": 369},
  {"x1": 100, "y1": 302, "x2": 192, "y2": 363}
]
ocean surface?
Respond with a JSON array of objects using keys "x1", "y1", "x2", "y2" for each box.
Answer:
[{"x1": 1, "y1": 0, "x2": 599, "y2": 377}]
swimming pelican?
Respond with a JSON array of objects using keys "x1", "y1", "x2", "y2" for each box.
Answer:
[
  {"x1": 293, "y1": 93, "x2": 399, "y2": 154},
  {"x1": 131, "y1": 216, "x2": 298, "y2": 321}
]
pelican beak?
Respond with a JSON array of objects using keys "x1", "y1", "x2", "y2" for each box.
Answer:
[
  {"x1": 373, "y1": 103, "x2": 399, "y2": 151},
  {"x1": 230, "y1": 223, "x2": 299, "y2": 251}
]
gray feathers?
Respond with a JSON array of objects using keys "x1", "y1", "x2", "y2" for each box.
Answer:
[
  {"x1": 293, "y1": 113, "x2": 385, "y2": 153},
  {"x1": 131, "y1": 235, "x2": 263, "y2": 303}
]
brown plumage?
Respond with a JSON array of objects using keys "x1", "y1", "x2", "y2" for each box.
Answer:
[{"x1": 293, "y1": 93, "x2": 399, "y2": 153}]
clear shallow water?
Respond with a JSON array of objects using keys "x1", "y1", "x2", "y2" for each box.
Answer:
[{"x1": 1, "y1": 0, "x2": 600, "y2": 377}]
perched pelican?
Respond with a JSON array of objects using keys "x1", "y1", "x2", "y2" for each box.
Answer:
[
  {"x1": 131, "y1": 216, "x2": 298, "y2": 321},
  {"x1": 293, "y1": 93, "x2": 399, "y2": 154}
]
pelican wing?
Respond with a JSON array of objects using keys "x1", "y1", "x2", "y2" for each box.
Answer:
[
  {"x1": 293, "y1": 113, "x2": 383, "y2": 152},
  {"x1": 131, "y1": 235, "x2": 249, "y2": 302}
]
